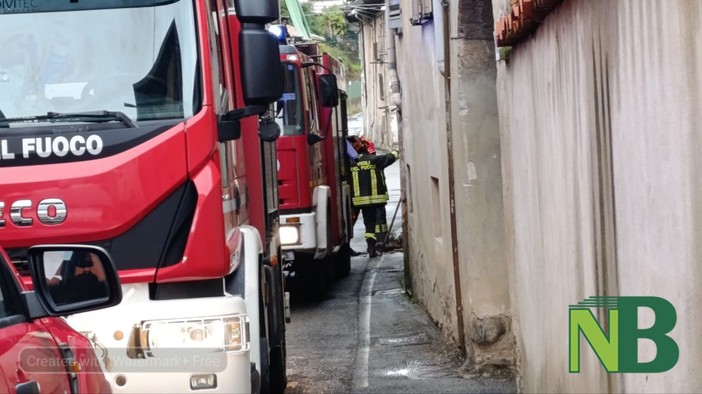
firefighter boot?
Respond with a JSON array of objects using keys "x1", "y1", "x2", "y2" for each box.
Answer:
[
  {"x1": 376, "y1": 231, "x2": 387, "y2": 255},
  {"x1": 366, "y1": 238, "x2": 379, "y2": 258}
]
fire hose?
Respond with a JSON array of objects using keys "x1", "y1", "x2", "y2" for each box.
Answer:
[{"x1": 385, "y1": 197, "x2": 402, "y2": 244}]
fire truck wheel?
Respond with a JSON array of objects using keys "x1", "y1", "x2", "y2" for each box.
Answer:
[
  {"x1": 335, "y1": 243, "x2": 351, "y2": 279},
  {"x1": 259, "y1": 337, "x2": 271, "y2": 394},
  {"x1": 269, "y1": 346, "x2": 286, "y2": 393},
  {"x1": 268, "y1": 263, "x2": 287, "y2": 393},
  {"x1": 310, "y1": 259, "x2": 329, "y2": 301},
  {"x1": 310, "y1": 207, "x2": 333, "y2": 301}
]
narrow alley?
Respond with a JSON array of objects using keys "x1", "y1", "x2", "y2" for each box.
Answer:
[{"x1": 284, "y1": 162, "x2": 516, "y2": 393}]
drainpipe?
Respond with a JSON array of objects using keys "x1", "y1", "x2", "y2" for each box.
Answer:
[
  {"x1": 359, "y1": 26, "x2": 367, "y2": 128},
  {"x1": 436, "y1": 0, "x2": 466, "y2": 353},
  {"x1": 432, "y1": 0, "x2": 446, "y2": 76},
  {"x1": 385, "y1": 0, "x2": 402, "y2": 113}
]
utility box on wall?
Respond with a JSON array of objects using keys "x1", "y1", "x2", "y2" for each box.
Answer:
[{"x1": 388, "y1": 0, "x2": 402, "y2": 29}]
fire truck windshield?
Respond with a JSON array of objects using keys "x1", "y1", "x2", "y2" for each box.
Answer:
[
  {"x1": 275, "y1": 63, "x2": 304, "y2": 136},
  {"x1": 0, "y1": 0, "x2": 199, "y2": 127}
]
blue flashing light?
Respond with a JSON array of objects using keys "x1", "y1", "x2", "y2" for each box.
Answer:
[{"x1": 268, "y1": 24, "x2": 288, "y2": 45}]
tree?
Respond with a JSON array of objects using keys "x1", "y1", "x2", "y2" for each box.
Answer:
[
  {"x1": 317, "y1": 6, "x2": 348, "y2": 40},
  {"x1": 279, "y1": 1, "x2": 361, "y2": 81}
]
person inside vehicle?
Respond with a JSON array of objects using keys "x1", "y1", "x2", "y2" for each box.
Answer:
[{"x1": 48, "y1": 251, "x2": 108, "y2": 305}]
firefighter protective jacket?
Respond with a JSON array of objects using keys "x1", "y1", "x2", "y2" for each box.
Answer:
[{"x1": 351, "y1": 151, "x2": 399, "y2": 207}]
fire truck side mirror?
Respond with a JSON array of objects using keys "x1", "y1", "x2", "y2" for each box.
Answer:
[
  {"x1": 239, "y1": 29, "x2": 283, "y2": 106},
  {"x1": 319, "y1": 74, "x2": 339, "y2": 108},
  {"x1": 233, "y1": 0, "x2": 278, "y2": 24},
  {"x1": 235, "y1": 0, "x2": 284, "y2": 107},
  {"x1": 259, "y1": 117, "x2": 281, "y2": 142},
  {"x1": 25, "y1": 245, "x2": 122, "y2": 318}
]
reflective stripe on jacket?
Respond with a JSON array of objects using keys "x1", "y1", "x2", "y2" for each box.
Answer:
[{"x1": 351, "y1": 151, "x2": 399, "y2": 207}]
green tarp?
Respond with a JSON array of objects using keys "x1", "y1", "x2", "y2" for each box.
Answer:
[{"x1": 284, "y1": 0, "x2": 313, "y2": 40}]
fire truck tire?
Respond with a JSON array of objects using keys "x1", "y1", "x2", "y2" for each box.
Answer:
[
  {"x1": 259, "y1": 337, "x2": 271, "y2": 394},
  {"x1": 335, "y1": 243, "x2": 351, "y2": 279},
  {"x1": 267, "y1": 262, "x2": 287, "y2": 393},
  {"x1": 306, "y1": 206, "x2": 333, "y2": 301},
  {"x1": 295, "y1": 253, "x2": 329, "y2": 301},
  {"x1": 310, "y1": 259, "x2": 329, "y2": 301},
  {"x1": 269, "y1": 346, "x2": 286, "y2": 393},
  {"x1": 251, "y1": 362, "x2": 261, "y2": 394},
  {"x1": 325, "y1": 202, "x2": 332, "y2": 259},
  {"x1": 260, "y1": 333, "x2": 286, "y2": 393}
]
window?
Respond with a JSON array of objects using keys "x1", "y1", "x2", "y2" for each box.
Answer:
[
  {"x1": 206, "y1": 0, "x2": 230, "y2": 115},
  {"x1": 0, "y1": 0, "x2": 200, "y2": 124},
  {"x1": 206, "y1": 0, "x2": 235, "y2": 188},
  {"x1": 378, "y1": 74, "x2": 385, "y2": 100},
  {"x1": 409, "y1": 0, "x2": 432, "y2": 25},
  {"x1": 275, "y1": 63, "x2": 304, "y2": 136},
  {"x1": 303, "y1": 70, "x2": 320, "y2": 134},
  {"x1": 406, "y1": 164, "x2": 413, "y2": 213},
  {"x1": 373, "y1": 42, "x2": 379, "y2": 61},
  {"x1": 431, "y1": 176, "x2": 441, "y2": 238}
]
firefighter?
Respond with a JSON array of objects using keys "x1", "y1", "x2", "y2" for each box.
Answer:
[
  {"x1": 357, "y1": 137, "x2": 390, "y2": 251},
  {"x1": 348, "y1": 136, "x2": 399, "y2": 257},
  {"x1": 347, "y1": 136, "x2": 380, "y2": 226}
]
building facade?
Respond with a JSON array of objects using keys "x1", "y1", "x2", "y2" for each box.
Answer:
[
  {"x1": 347, "y1": 0, "x2": 515, "y2": 376},
  {"x1": 351, "y1": 0, "x2": 702, "y2": 392}
]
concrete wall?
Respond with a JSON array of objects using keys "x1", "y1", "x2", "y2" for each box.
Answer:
[
  {"x1": 497, "y1": 0, "x2": 702, "y2": 392},
  {"x1": 448, "y1": 0, "x2": 513, "y2": 368},
  {"x1": 392, "y1": 3, "x2": 459, "y2": 341}
]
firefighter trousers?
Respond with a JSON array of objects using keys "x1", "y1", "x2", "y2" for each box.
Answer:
[
  {"x1": 361, "y1": 203, "x2": 388, "y2": 243},
  {"x1": 375, "y1": 204, "x2": 388, "y2": 244}
]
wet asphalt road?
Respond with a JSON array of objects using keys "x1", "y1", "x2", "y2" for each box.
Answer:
[{"x1": 283, "y1": 163, "x2": 516, "y2": 394}]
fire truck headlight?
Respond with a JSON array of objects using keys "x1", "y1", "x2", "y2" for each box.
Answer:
[
  {"x1": 139, "y1": 315, "x2": 249, "y2": 357},
  {"x1": 279, "y1": 225, "x2": 300, "y2": 245}
]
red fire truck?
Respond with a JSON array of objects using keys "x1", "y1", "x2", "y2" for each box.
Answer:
[
  {"x1": 273, "y1": 40, "x2": 354, "y2": 297},
  {"x1": 0, "y1": 0, "x2": 287, "y2": 393}
]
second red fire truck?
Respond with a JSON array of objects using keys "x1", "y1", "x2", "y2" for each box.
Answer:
[{"x1": 272, "y1": 37, "x2": 354, "y2": 297}]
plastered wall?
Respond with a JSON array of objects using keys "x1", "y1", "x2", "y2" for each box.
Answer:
[{"x1": 497, "y1": 0, "x2": 702, "y2": 392}]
